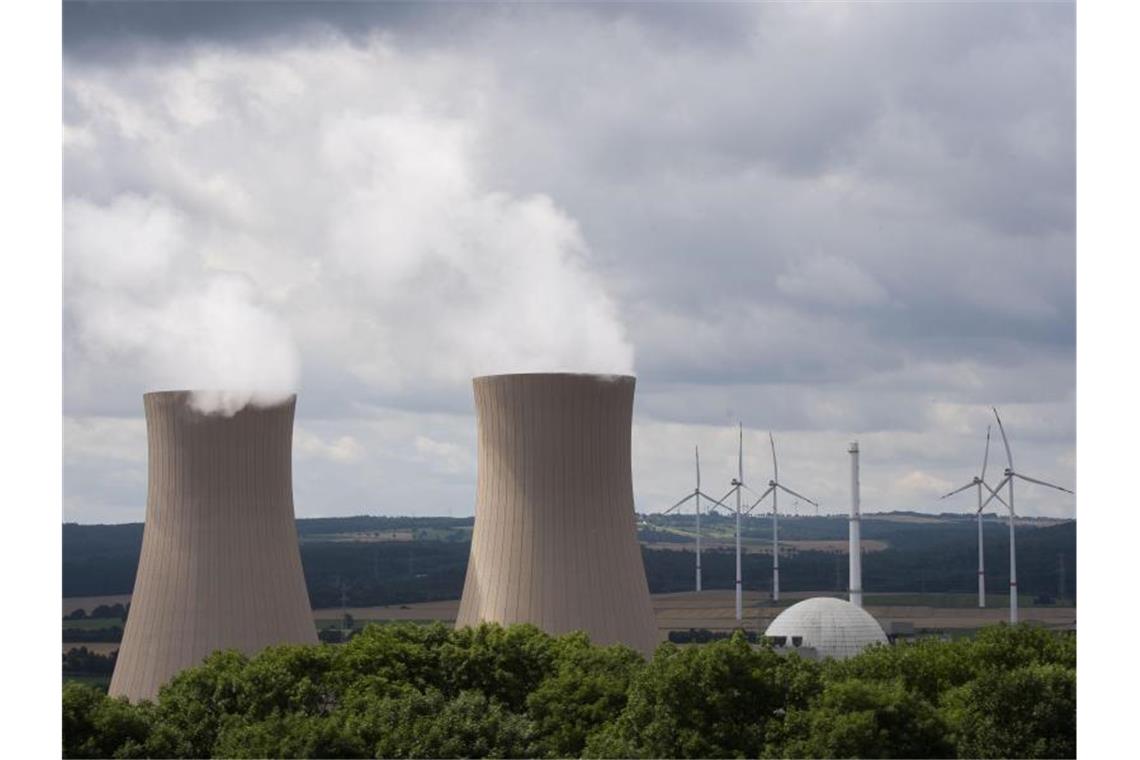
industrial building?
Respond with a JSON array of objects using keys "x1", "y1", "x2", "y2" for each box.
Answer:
[
  {"x1": 455, "y1": 373, "x2": 659, "y2": 655},
  {"x1": 108, "y1": 391, "x2": 317, "y2": 702},
  {"x1": 765, "y1": 596, "x2": 889, "y2": 660}
]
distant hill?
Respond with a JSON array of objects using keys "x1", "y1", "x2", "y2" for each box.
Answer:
[{"x1": 62, "y1": 513, "x2": 1075, "y2": 606}]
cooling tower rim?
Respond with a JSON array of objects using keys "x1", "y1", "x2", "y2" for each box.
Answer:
[
  {"x1": 142, "y1": 390, "x2": 297, "y2": 408},
  {"x1": 472, "y1": 372, "x2": 635, "y2": 383}
]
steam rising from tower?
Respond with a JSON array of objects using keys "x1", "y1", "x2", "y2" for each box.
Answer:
[
  {"x1": 456, "y1": 373, "x2": 659, "y2": 654},
  {"x1": 108, "y1": 392, "x2": 317, "y2": 701}
]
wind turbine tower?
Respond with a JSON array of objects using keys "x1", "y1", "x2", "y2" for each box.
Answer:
[{"x1": 979, "y1": 407, "x2": 1074, "y2": 624}]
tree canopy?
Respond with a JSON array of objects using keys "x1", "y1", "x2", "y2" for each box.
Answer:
[{"x1": 63, "y1": 622, "x2": 1075, "y2": 759}]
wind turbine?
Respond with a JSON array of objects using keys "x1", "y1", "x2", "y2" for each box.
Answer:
[
  {"x1": 659, "y1": 445, "x2": 735, "y2": 592},
  {"x1": 703, "y1": 423, "x2": 746, "y2": 621},
  {"x1": 742, "y1": 433, "x2": 819, "y2": 602},
  {"x1": 979, "y1": 407, "x2": 1074, "y2": 624},
  {"x1": 939, "y1": 426, "x2": 1009, "y2": 608}
]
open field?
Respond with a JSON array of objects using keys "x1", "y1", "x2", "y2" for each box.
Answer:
[
  {"x1": 643, "y1": 538, "x2": 888, "y2": 554},
  {"x1": 860, "y1": 592, "x2": 1074, "y2": 608},
  {"x1": 299, "y1": 529, "x2": 416, "y2": 544},
  {"x1": 308, "y1": 590, "x2": 1075, "y2": 640},
  {"x1": 63, "y1": 617, "x2": 127, "y2": 630},
  {"x1": 299, "y1": 527, "x2": 473, "y2": 544},
  {"x1": 64, "y1": 588, "x2": 1075, "y2": 654}
]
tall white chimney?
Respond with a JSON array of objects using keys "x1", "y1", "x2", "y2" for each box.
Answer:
[{"x1": 848, "y1": 441, "x2": 863, "y2": 608}]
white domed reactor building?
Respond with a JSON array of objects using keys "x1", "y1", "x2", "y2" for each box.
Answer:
[{"x1": 765, "y1": 597, "x2": 888, "y2": 660}]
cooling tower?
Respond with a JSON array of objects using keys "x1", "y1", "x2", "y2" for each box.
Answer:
[
  {"x1": 108, "y1": 391, "x2": 317, "y2": 702},
  {"x1": 456, "y1": 373, "x2": 659, "y2": 655}
]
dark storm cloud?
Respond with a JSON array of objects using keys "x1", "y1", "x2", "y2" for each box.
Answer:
[
  {"x1": 62, "y1": 1, "x2": 1076, "y2": 520},
  {"x1": 64, "y1": 0, "x2": 424, "y2": 57}
]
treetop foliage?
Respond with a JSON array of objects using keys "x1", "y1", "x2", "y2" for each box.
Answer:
[{"x1": 63, "y1": 622, "x2": 1074, "y2": 759}]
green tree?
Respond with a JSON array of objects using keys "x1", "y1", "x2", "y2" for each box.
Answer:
[
  {"x1": 774, "y1": 678, "x2": 952, "y2": 759},
  {"x1": 145, "y1": 649, "x2": 250, "y2": 757},
  {"x1": 233, "y1": 643, "x2": 339, "y2": 719},
  {"x1": 968, "y1": 623, "x2": 1076, "y2": 672},
  {"x1": 60, "y1": 622, "x2": 1075, "y2": 759},
  {"x1": 942, "y1": 662, "x2": 1075, "y2": 759},
  {"x1": 439, "y1": 623, "x2": 557, "y2": 711},
  {"x1": 212, "y1": 713, "x2": 366, "y2": 759},
  {"x1": 63, "y1": 682, "x2": 153, "y2": 759},
  {"x1": 525, "y1": 632, "x2": 645, "y2": 757},
  {"x1": 585, "y1": 633, "x2": 821, "y2": 758},
  {"x1": 334, "y1": 622, "x2": 452, "y2": 710},
  {"x1": 366, "y1": 688, "x2": 535, "y2": 759},
  {"x1": 826, "y1": 636, "x2": 975, "y2": 703}
]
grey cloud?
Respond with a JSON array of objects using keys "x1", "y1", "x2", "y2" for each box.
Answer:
[{"x1": 62, "y1": 2, "x2": 1074, "y2": 521}]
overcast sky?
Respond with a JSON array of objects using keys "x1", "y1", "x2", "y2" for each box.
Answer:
[{"x1": 62, "y1": 1, "x2": 1075, "y2": 524}]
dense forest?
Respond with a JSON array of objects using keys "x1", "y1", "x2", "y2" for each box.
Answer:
[
  {"x1": 62, "y1": 514, "x2": 1076, "y2": 608},
  {"x1": 63, "y1": 622, "x2": 1075, "y2": 759}
]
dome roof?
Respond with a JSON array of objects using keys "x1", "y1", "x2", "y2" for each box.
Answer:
[{"x1": 764, "y1": 597, "x2": 888, "y2": 660}]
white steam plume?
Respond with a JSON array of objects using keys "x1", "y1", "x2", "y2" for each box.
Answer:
[
  {"x1": 64, "y1": 195, "x2": 299, "y2": 414},
  {"x1": 64, "y1": 36, "x2": 633, "y2": 413}
]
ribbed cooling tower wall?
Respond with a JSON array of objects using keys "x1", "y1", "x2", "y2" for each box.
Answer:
[
  {"x1": 455, "y1": 373, "x2": 659, "y2": 655},
  {"x1": 109, "y1": 391, "x2": 317, "y2": 702}
]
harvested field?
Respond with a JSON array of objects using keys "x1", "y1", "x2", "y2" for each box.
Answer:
[
  {"x1": 314, "y1": 590, "x2": 1076, "y2": 641},
  {"x1": 871, "y1": 514, "x2": 946, "y2": 524},
  {"x1": 66, "y1": 590, "x2": 1075, "y2": 654},
  {"x1": 300, "y1": 529, "x2": 415, "y2": 544},
  {"x1": 643, "y1": 539, "x2": 887, "y2": 554},
  {"x1": 313, "y1": 600, "x2": 460, "y2": 622}
]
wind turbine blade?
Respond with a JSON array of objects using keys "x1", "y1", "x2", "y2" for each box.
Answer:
[
  {"x1": 993, "y1": 407, "x2": 1013, "y2": 470},
  {"x1": 745, "y1": 485, "x2": 776, "y2": 514},
  {"x1": 714, "y1": 486, "x2": 737, "y2": 506},
  {"x1": 978, "y1": 475, "x2": 1012, "y2": 512},
  {"x1": 740, "y1": 482, "x2": 760, "y2": 497},
  {"x1": 940, "y1": 481, "x2": 976, "y2": 500},
  {"x1": 769, "y1": 431, "x2": 778, "y2": 483},
  {"x1": 776, "y1": 483, "x2": 818, "y2": 507},
  {"x1": 663, "y1": 492, "x2": 696, "y2": 515},
  {"x1": 695, "y1": 446, "x2": 700, "y2": 490},
  {"x1": 981, "y1": 425, "x2": 992, "y2": 482},
  {"x1": 698, "y1": 490, "x2": 735, "y2": 512},
  {"x1": 707, "y1": 498, "x2": 736, "y2": 514},
  {"x1": 981, "y1": 480, "x2": 1009, "y2": 509},
  {"x1": 738, "y1": 422, "x2": 743, "y2": 483},
  {"x1": 1014, "y1": 473, "x2": 1074, "y2": 495}
]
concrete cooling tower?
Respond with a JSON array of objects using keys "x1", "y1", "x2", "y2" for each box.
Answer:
[
  {"x1": 109, "y1": 391, "x2": 317, "y2": 702},
  {"x1": 456, "y1": 373, "x2": 659, "y2": 655}
]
